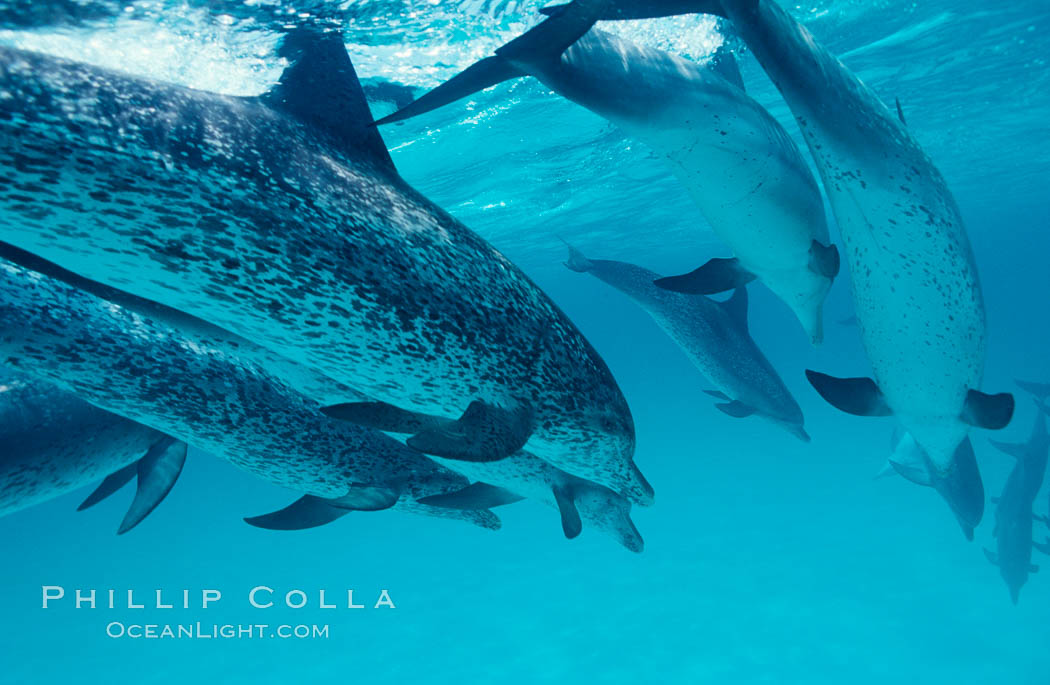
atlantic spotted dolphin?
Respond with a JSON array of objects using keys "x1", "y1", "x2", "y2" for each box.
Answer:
[
  {"x1": 984, "y1": 399, "x2": 1050, "y2": 603},
  {"x1": 0, "y1": 368, "x2": 185, "y2": 533},
  {"x1": 572, "y1": 0, "x2": 1014, "y2": 525},
  {"x1": 0, "y1": 259, "x2": 500, "y2": 532},
  {"x1": 377, "y1": 5, "x2": 838, "y2": 343},
  {"x1": 559, "y1": 243, "x2": 807, "y2": 440},
  {"x1": 0, "y1": 31, "x2": 648, "y2": 504}
]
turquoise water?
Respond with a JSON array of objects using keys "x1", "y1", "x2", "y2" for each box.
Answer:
[{"x1": 2, "y1": 0, "x2": 1050, "y2": 682}]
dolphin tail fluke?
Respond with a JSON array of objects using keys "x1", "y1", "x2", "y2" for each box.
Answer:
[
  {"x1": 373, "y1": 57, "x2": 524, "y2": 126},
  {"x1": 539, "y1": 1, "x2": 727, "y2": 20},
  {"x1": 552, "y1": 484, "x2": 583, "y2": 539},
  {"x1": 417, "y1": 482, "x2": 525, "y2": 509},
  {"x1": 805, "y1": 370, "x2": 892, "y2": 417},
  {"x1": 118, "y1": 438, "x2": 188, "y2": 535},
  {"x1": 654, "y1": 257, "x2": 755, "y2": 295},
  {"x1": 244, "y1": 485, "x2": 400, "y2": 531},
  {"x1": 874, "y1": 461, "x2": 898, "y2": 480},
  {"x1": 376, "y1": 0, "x2": 606, "y2": 127},
  {"x1": 961, "y1": 389, "x2": 1014, "y2": 430},
  {"x1": 78, "y1": 436, "x2": 187, "y2": 534},
  {"x1": 560, "y1": 237, "x2": 594, "y2": 273},
  {"x1": 406, "y1": 400, "x2": 532, "y2": 462}
]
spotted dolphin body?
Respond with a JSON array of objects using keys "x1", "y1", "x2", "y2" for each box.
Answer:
[
  {"x1": 0, "y1": 368, "x2": 186, "y2": 533},
  {"x1": 0, "y1": 33, "x2": 648, "y2": 504},
  {"x1": 0, "y1": 244, "x2": 641, "y2": 549},
  {"x1": 0, "y1": 260, "x2": 500, "y2": 532},
  {"x1": 984, "y1": 401, "x2": 1050, "y2": 603},
  {"x1": 560, "y1": 244, "x2": 806, "y2": 439},
  {"x1": 577, "y1": 0, "x2": 1014, "y2": 528},
  {"x1": 377, "y1": 14, "x2": 838, "y2": 344}
]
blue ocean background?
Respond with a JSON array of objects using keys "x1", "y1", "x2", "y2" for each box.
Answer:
[{"x1": 1, "y1": 0, "x2": 1049, "y2": 682}]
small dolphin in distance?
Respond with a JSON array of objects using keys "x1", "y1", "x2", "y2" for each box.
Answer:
[
  {"x1": 378, "y1": 1, "x2": 839, "y2": 343},
  {"x1": 984, "y1": 400, "x2": 1049, "y2": 604},
  {"x1": 0, "y1": 368, "x2": 185, "y2": 533},
  {"x1": 560, "y1": 242, "x2": 808, "y2": 441}
]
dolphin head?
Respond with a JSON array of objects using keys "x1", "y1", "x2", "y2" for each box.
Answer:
[
  {"x1": 927, "y1": 438, "x2": 984, "y2": 539},
  {"x1": 569, "y1": 476, "x2": 644, "y2": 553}
]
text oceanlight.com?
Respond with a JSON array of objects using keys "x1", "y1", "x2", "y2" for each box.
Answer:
[{"x1": 105, "y1": 622, "x2": 330, "y2": 640}]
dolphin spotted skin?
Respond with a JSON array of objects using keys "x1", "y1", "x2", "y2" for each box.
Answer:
[
  {"x1": 0, "y1": 32, "x2": 648, "y2": 504},
  {"x1": 577, "y1": 0, "x2": 1014, "y2": 520},
  {"x1": 0, "y1": 260, "x2": 500, "y2": 532},
  {"x1": 0, "y1": 368, "x2": 185, "y2": 533},
  {"x1": 377, "y1": 17, "x2": 837, "y2": 344},
  {"x1": 562, "y1": 243, "x2": 807, "y2": 441},
  {"x1": 985, "y1": 401, "x2": 1050, "y2": 604}
]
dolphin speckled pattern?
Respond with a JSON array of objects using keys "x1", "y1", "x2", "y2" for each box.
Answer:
[
  {"x1": 0, "y1": 261, "x2": 499, "y2": 530},
  {"x1": 566, "y1": 249, "x2": 806, "y2": 439},
  {"x1": 711, "y1": 0, "x2": 987, "y2": 471},
  {"x1": 0, "y1": 368, "x2": 163, "y2": 516},
  {"x1": 0, "y1": 39, "x2": 649, "y2": 504}
]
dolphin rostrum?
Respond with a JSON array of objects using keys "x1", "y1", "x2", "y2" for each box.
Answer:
[
  {"x1": 377, "y1": 3, "x2": 838, "y2": 343},
  {"x1": 0, "y1": 30, "x2": 649, "y2": 504},
  {"x1": 0, "y1": 258, "x2": 500, "y2": 533},
  {"x1": 561, "y1": 242, "x2": 807, "y2": 440},
  {"x1": 573, "y1": 0, "x2": 1014, "y2": 529},
  {"x1": 0, "y1": 368, "x2": 185, "y2": 533}
]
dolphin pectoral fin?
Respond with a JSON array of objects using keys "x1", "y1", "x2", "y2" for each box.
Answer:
[
  {"x1": 988, "y1": 439, "x2": 1026, "y2": 460},
  {"x1": 552, "y1": 485, "x2": 583, "y2": 539},
  {"x1": 244, "y1": 485, "x2": 399, "y2": 531},
  {"x1": 704, "y1": 389, "x2": 730, "y2": 401},
  {"x1": 244, "y1": 496, "x2": 352, "y2": 531},
  {"x1": 1033, "y1": 539, "x2": 1050, "y2": 556},
  {"x1": 407, "y1": 400, "x2": 531, "y2": 462},
  {"x1": 321, "y1": 401, "x2": 447, "y2": 435},
  {"x1": 654, "y1": 258, "x2": 755, "y2": 295},
  {"x1": 374, "y1": 56, "x2": 524, "y2": 126},
  {"x1": 118, "y1": 438, "x2": 188, "y2": 535},
  {"x1": 417, "y1": 482, "x2": 525, "y2": 510},
  {"x1": 805, "y1": 370, "x2": 892, "y2": 417},
  {"x1": 961, "y1": 389, "x2": 1014, "y2": 430},
  {"x1": 808, "y1": 240, "x2": 840, "y2": 279},
  {"x1": 983, "y1": 548, "x2": 998, "y2": 566},
  {"x1": 714, "y1": 401, "x2": 756, "y2": 418},
  {"x1": 77, "y1": 462, "x2": 137, "y2": 511},
  {"x1": 887, "y1": 433, "x2": 933, "y2": 487}
]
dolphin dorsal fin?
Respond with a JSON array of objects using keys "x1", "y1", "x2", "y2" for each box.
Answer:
[
  {"x1": 263, "y1": 29, "x2": 395, "y2": 174},
  {"x1": 721, "y1": 286, "x2": 749, "y2": 330},
  {"x1": 708, "y1": 42, "x2": 745, "y2": 92}
]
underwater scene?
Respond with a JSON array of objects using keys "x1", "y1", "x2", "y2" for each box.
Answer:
[{"x1": 0, "y1": 0, "x2": 1048, "y2": 682}]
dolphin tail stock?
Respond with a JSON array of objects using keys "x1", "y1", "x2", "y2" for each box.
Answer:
[
  {"x1": 78, "y1": 437, "x2": 188, "y2": 535},
  {"x1": 244, "y1": 485, "x2": 400, "y2": 531},
  {"x1": 261, "y1": 26, "x2": 396, "y2": 174},
  {"x1": 374, "y1": 0, "x2": 608, "y2": 127},
  {"x1": 560, "y1": 237, "x2": 594, "y2": 273},
  {"x1": 653, "y1": 257, "x2": 756, "y2": 295}
]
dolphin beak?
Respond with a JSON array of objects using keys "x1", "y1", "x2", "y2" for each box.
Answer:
[{"x1": 789, "y1": 424, "x2": 811, "y2": 442}]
